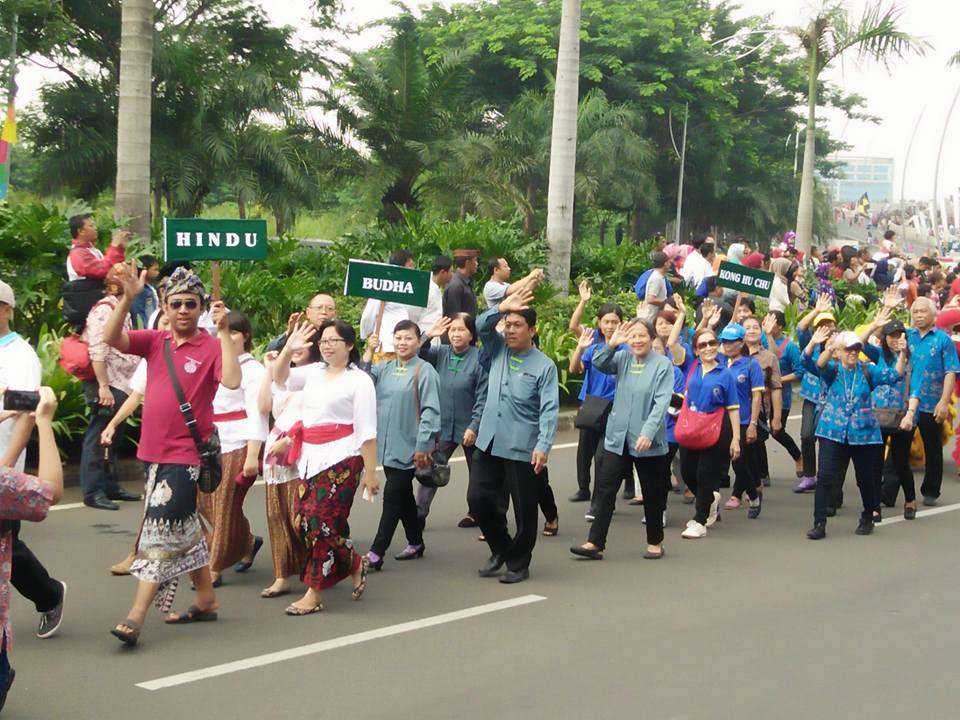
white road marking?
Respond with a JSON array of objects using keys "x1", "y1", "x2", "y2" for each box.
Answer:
[
  {"x1": 137, "y1": 594, "x2": 547, "y2": 691},
  {"x1": 880, "y1": 502, "x2": 960, "y2": 526}
]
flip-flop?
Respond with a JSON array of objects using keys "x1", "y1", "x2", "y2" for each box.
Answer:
[
  {"x1": 542, "y1": 522, "x2": 559, "y2": 537},
  {"x1": 234, "y1": 535, "x2": 264, "y2": 573},
  {"x1": 165, "y1": 605, "x2": 218, "y2": 624},
  {"x1": 284, "y1": 603, "x2": 323, "y2": 616},
  {"x1": 352, "y1": 556, "x2": 370, "y2": 601},
  {"x1": 260, "y1": 587, "x2": 291, "y2": 599},
  {"x1": 110, "y1": 563, "x2": 132, "y2": 576},
  {"x1": 110, "y1": 618, "x2": 141, "y2": 646}
]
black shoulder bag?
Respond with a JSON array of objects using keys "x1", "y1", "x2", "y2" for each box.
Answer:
[{"x1": 162, "y1": 339, "x2": 222, "y2": 493}]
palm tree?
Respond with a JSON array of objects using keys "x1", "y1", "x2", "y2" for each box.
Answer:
[
  {"x1": 544, "y1": 0, "x2": 581, "y2": 293},
  {"x1": 114, "y1": 0, "x2": 154, "y2": 237},
  {"x1": 791, "y1": 1, "x2": 926, "y2": 254}
]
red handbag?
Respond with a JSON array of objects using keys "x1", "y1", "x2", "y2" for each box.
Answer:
[
  {"x1": 674, "y1": 361, "x2": 725, "y2": 450},
  {"x1": 58, "y1": 335, "x2": 95, "y2": 381}
]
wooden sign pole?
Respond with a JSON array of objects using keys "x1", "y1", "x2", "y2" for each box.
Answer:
[
  {"x1": 373, "y1": 300, "x2": 386, "y2": 351},
  {"x1": 211, "y1": 261, "x2": 221, "y2": 301}
]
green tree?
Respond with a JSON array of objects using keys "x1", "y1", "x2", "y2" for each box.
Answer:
[{"x1": 791, "y1": 1, "x2": 926, "y2": 253}]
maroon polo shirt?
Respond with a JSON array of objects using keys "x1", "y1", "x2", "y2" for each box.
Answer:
[{"x1": 127, "y1": 329, "x2": 223, "y2": 465}]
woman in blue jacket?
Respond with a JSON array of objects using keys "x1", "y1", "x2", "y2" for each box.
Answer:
[{"x1": 802, "y1": 328, "x2": 906, "y2": 539}]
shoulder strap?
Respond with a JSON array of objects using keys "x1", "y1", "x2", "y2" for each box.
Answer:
[
  {"x1": 163, "y1": 338, "x2": 208, "y2": 455},
  {"x1": 774, "y1": 336, "x2": 789, "y2": 359}
]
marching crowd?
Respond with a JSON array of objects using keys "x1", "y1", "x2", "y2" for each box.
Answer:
[{"x1": 1, "y1": 219, "x2": 959, "y2": 708}]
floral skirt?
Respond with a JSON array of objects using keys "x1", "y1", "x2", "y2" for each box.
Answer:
[
  {"x1": 295, "y1": 456, "x2": 364, "y2": 591},
  {"x1": 131, "y1": 463, "x2": 209, "y2": 613}
]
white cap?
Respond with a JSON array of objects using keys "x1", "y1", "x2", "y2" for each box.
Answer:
[
  {"x1": 0, "y1": 280, "x2": 14, "y2": 308},
  {"x1": 837, "y1": 330, "x2": 862, "y2": 349}
]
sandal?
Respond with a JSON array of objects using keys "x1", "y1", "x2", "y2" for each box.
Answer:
[
  {"x1": 542, "y1": 520, "x2": 559, "y2": 537},
  {"x1": 628, "y1": 497, "x2": 644, "y2": 506},
  {"x1": 110, "y1": 618, "x2": 141, "y2": 646},
  {"x1": 165, "y1": 605, "x2": 218, "y2": 624},
  {"x1": 284, "y1": 603, "x2": 323, "y2": 616},
  {"x1": 234, "y1": 535, "x2": 264, "y2": 573},
  {"x1": 260, "y1": 587, "x2": 290, "y2": 599},
  {"x1": 352, "y1": 557, "x2": 370, "y2": 601}
]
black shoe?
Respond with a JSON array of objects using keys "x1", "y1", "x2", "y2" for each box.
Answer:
[
  {"x1": 872, "y1": 509, "x2": 882, "y2": 524},
  {"x1": 107, "y1": 490, "x2": 142, "y2": 502},
  {"x1": 806, "y1": 523, "x2": 826, "y2": 540},
  {"x1": 499, "y1": 568, "x2": 529, "y2": 584},
  {"x1": 922, "y1": 495, "x2": 938, "y2": 507},
  {"x1": 84, "y1": 494, "x2": 119, "y2": 511},
  {"x1": 855, "y1": 517, "x2": 874, "y2": 535},
  {"x1": 478, "y1": 555, "x2": 505, "y2": 577},
  {"x1": 569, "y1": 490, "x2": 590, "y2": 502},
  {"x1": 0, "y1": 668, "x2": 15, "y2": 713},
  {"x1": 569, "y1": 545, "x2": 603, "y2": 560},
  {"x1": 825, "y1": 506, "x2": 836, "y2": 518},
  {"x1": 904, "y1": 505, "x2": 917, "y2": 520},
  {"x1": 457, "y1": 514, "x2": 478, "y2": 528},
  {"x1": 37, "y1": 581, "x2": 66, "y2": 639}
]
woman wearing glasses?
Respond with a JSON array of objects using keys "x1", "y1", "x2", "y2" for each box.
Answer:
[
  {"x1": 361, "y1": 320, "x2": 441, "y2": 570},
  {"x1": 679, "y1": 328, "x2": 741, "y2": 539},
  {"x1": 197, "y1": 311, "x2": 269, "y2": 587},
  {"x1": 272, "y1": 319, "x2": 380, "y2": 615},
  {"x1": 802, "y1": 327, "x2": 906, "y2": 540}
]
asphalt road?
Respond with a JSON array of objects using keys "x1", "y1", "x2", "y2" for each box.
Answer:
[{"x1": 8, "y1": 420, "x2": 960, "y2": 720}]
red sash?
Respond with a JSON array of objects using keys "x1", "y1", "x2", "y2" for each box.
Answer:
[
  {"x1": 213, "y1": 410, "x2": 248, "y2": 423},
  {"x1": 283, "y1": 422, "x2": 355, "y2": 465}
]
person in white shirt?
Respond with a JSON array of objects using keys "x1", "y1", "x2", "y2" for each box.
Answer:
[
  {"x1": 196, "y1": 311, "x2": 269, "y2": 587},
  {"x1": 482, "y1": 258, "x2": 544, "y2": 307},
  {"x1": 680, "y1": 238, "x2": 716, "y2": 290},
  {"x1": 0, "y1": 280, "x2": 68, "y2": 640},
  {"x1": 409, "y1": 256, "x2": 453, "y2": 334},
  {"x1": 360, "y1": 249, "x2": 418, "y2": 360},
  {"x1": 272, "y1": 319, "x2": 379, "y2": 616}
]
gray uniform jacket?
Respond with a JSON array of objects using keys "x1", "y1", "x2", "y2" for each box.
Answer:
[{"x1": 420, "y1": 344, "x2": 489, "y2": 444}]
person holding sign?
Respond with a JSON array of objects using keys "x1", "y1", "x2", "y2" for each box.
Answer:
[
  {"x1": 361, "y1": 320, "x2": 441, "y2": 570},
  {"x1": 469, "y1": 289, "x2": 559, "y2": 584},
  {"x1": 359, "y1": 250, "x2": 417, "y2": 362}
]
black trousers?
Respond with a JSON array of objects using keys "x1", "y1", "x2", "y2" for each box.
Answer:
[
  {"x1": 80, "y1": 382, "x2": 128, "y2": 501},
  {"x1": 576, "y1": 421, "x2": 634, "y2": 497},
  {"x1": 468, "y1": 448, "x2": 547, "y2": 573},
  {"x1": 916, "y1": 412, "x2": 944, "y2": 499},
  {"x1": 589, "y1": 449, "x2": 666, "y2": 549},
  {"x1": 800, "y1": 399, "x2": 819, "y2": 477},
  {"x1": 680, "y1": 415, "x2": 733, "y2": 525},
  {"x1": 731, "y1": 425, "x2": 760, "y2": 501},
  {"x1": 813, "y1": 438, "x2": 876, "y2": 526},
  {"x1": 10, "y1": 522, "x2": 62, "y2": 613},
  {"x1": 758, "y1": 408, "x2": 802, "y2": 479},
  {"x1": 371, "y1": 467, "x2": 423, "y2": 556},
  {"x1": 876, "y1": 429, "x2": 915, "y2": 505}
]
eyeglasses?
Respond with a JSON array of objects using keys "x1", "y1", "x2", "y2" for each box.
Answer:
[
  {"x1": 696, "y1": 339, "x2": 719, "y2": 350},
  {"x1": 168, "y1": 299, "x2": 199, "y2": 310},
  {"x1": 318, "y1": 338, "x2": 345, "y2": 347}
]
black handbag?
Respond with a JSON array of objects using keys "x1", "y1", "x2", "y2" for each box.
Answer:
[
  {"x1": 574, "y1": 394, "x2": 612, "y2": 432},
  {"x1": 411, "y1": 364, "x2": 450, "y2": 488},
  {"x1": 162, "y1": 339, "x2": 222, "y2": 493}
]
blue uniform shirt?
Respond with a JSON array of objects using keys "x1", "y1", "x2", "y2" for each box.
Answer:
[
  {"x1": 579, "y1": 337, "x2": 618, "y2": 402},
  {"x1": 722, "y1": 355, "x2": 765, "y2": 426},
  {"x1": 684, "y1": 361, "x2": 739, "y2": 414},
  {"x1": 803, "y1": 356, "x2": 902, "y2": 445},
  {"x1": 768, "y1": 335, "x2": 804, "y2": 411},
  {"x1": 862, "y1": 344, "x2": 906, "y2": 411},
  {"x1": 906, "y1": 327, "x2": 960, "y2": 413},
  {"x1": 796, "y1": 327, "x2": 825, "y2": 404}
]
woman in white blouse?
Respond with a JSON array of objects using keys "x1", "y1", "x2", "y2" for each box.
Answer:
[
  {"x1": 256, "y1": 339, "x2": 320, "y2": 599},
  {"x1": 273, "y1": 319, "x2": 379, "y2": 616},
  {"x1": 197, "y1": 312, "x2": 270, "y2": 587}
]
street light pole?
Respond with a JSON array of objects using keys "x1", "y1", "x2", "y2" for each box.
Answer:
[
  {"x1": 673, "y1": 103, "x2": 688, "y2": 245},
  {"x1": 900, "y1": 106, "x2": 925, "y2": 247},
  {"x1": 933, "y1": 82, "x2": 960, "y2": 256}
]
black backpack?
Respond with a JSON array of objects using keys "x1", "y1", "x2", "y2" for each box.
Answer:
[{"x1": 61, "y1": 278, "x2": 105, "y2": 333}]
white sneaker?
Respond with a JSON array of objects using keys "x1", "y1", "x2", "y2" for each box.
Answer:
[
  {"x1": 706, "y1": 491, "x2": 721, "y2": 527},
  {"x1": 681, "y1": 521, "x2": 707, "y2": 539},
  {"x1": 685, "y1": 518, "x2": 696, "y2": 528}
]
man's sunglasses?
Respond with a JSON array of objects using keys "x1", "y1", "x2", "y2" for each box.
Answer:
[{"x1": 168, "y1": 299, "x2": 200, "y2": 310}]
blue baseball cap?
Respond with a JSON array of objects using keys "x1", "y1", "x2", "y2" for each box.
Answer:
[{"x1": 718, "y1": 323, "x2": 746, "y2": 342}]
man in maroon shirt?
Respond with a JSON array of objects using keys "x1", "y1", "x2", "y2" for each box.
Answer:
[
  {"x1": 66, "y1": 214, "x2": 128, "y2": 281},
  {"x1": 103, "y1": 262, "x2": 241, "y2": 646}
]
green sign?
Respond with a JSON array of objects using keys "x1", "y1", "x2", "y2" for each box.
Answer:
[
  {"x1": 344, "y1": 259, "x2": 430, "y2": 308},
  {"x1": 164, "y1": 218, "x2": 268, "y2": 261},
  {"x1": 716, "y1": 260, "x2": 774, "y2": 298}
]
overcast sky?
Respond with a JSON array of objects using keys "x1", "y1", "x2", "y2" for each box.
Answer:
[{"x1": 14, "y1": 0, "x2": 960, "y2": 204}]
